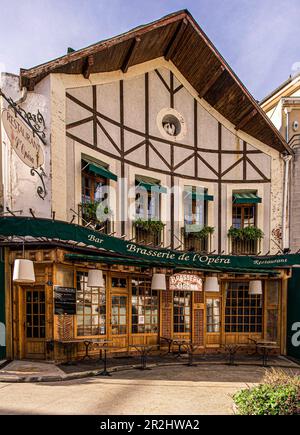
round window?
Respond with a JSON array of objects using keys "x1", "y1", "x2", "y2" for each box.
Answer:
[{"x1": 157, "y1": 108, "x2": 186, "y2": 141}]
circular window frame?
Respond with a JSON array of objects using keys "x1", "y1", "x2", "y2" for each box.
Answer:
[{"x1": 157, "y1": 108, "x2": 187, "y2": 141}]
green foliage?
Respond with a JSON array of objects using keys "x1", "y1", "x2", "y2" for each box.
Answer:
[
  {"x1": 80, "y1": 202, "x2": 111, "y2": 222},
  {"x1": 134, "y1": 218, "x2": 165, "y2": 233},
  {"x1": 227, "y1": 226, "x2": 264, "y2": 241},
  {"x1": 233, "y1": 369, "x2": 300, "y2": 415},
  {"x1": 191, "y1": 225, "x2": 215, "y2": 239}
]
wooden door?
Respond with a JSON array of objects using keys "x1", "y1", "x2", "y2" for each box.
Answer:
[
  {"x1": 23, "y1": 288, "x2": 47, "y2": 359},
  {"x1": 110, "y1": 294, "x2": 129, "y2": 351},
  {"x1": 205, "y1": 295, "x2": 221, "y2": 348}
]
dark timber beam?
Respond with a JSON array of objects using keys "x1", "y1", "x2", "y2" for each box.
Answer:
[
  {"x1": 198, "y1": 65, "x2": 225, "y2": 99},
  {"x1": 83, "y1": 55, "x2": 94, "y2": 79},
  {"x1": 235, "y1": 109, "x2": 257, "y2": 131},
  {"x1": 121, "y1": 37, "x2": 141, "y2": 73},
  {"x1": 164, "y1": 18, "x2": 187, "y2": 61}
]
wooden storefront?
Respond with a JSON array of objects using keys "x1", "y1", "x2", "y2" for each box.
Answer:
[{"x1": 5, "y1": 247, "x2": 287, "y2": 361}]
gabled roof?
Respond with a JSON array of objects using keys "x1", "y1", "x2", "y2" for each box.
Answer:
[
  {"x1": 20, "y1": 9, "x2": 290, "y2": 154},
  {"x1": 260, "y1": 71, "x2": 300, "y2": 112}
]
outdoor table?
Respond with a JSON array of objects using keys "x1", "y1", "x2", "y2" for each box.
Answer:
[
  {"x1": 173, "y1": 339, "x2": 191, "y2": 358},
  {"x1": 159, "y1": 336, "x2": 174, "y2": 355},
  {"x1": 91, "y1": 341, "x2": 114, "y2": 376},
  {"x1": 87, "y1": 339, "x2": 112, "y2": 361},
  {"x1": 55, "y1": 339, "x2": 87, "y2": 365},
  {"x1": 257, "y1": 344, "x2": 279, "y2": 367},
  {"x1": 248, "y1": 338, "x2": 277, "y2": 356},
  {"x1": 223, "y1": 344, "x2": 241, "y2": 365},
  {"x1": 130, "y1": 344, "x2": 159, "y2": 370}
]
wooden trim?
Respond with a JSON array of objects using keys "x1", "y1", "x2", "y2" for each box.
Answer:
[
  {"x1": 221, "y1": 157, "x2": 244, "y2": 178},
  {"x1": 121, "y1": 37, "x2": 141, "y2": 73},
  {"x1": 83, "y1": 55, "x2": 94, "y2": 79},
  {"x1": 218, "y1": 122, "x2": 222, "y2": 253},
  {"x1": 235, "y1": 109, "x2": 257, "y2": 131},
  {"x1": 243, "y1": 141, "x2": 247, "y2": 180},
  {"x1": 164, "y1": 18, "x2": 188, "y2": 61},
  {"x1": 5, "y1": 248, "x2": 13, "y2": 359},
  {"x1": 67, "y1": 130, "x2": 270, "y2": 183},
  {"x1": 66, "y1": 92, "x2": 263, "y2": 154},
  {"x1": 198, "y1": 65, "x2": 225, "y2": 98},
  {"x1": 145, "y1": 73, "x2": 149, "y2": 167},
  {"x1": 194, "y1": 99, "x2": 198, "y2": 178},
  {"x1": 93, "y1": 86, "x2": 97, "y2": 147}
]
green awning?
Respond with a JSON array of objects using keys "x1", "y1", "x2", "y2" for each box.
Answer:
[
  {"x1": 184, "y1": 191, "x2": 214, "y2": 201},
  {"x1": 233, "y1": 192, "x2": 261, "y2": 204},
  {"x1": 64, "y1": 253, "x2": 279, "y2": 275},
  {"x1": 136, "y1": 176, "x2": 167, "y2": 193},
  {"x1": 88, "y1": 163, "x2": 118, "y2": 182}
]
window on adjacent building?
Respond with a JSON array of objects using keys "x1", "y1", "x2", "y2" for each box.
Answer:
[
  {"x1": 173, "y1": 291, "x2": 191, "y2": 333},
  {"x1": 131, "y1": 278, "x2": 159, "y2": 334},
  {"x1": 225, "y1": 282, "x2": 263, "y2": 333},
  {"x1": 76, "y1": 271, "x2": 106, "y2": 336}
]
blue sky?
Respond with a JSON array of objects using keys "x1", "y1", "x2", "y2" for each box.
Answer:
[{"x1": 1, "y1": 0, "x2": 300, "y2": 100}]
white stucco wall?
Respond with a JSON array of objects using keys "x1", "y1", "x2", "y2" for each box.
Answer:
[
  {"x1": 0, "y1": 57, "x2": 284, "y2": 254},
  {"x1": 0, "y1": 73, "x2": 51, "y2": 218}
]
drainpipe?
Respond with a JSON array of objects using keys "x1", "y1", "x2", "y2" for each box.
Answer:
[{"x1": 282, "y1": 108, "x2": 292, "y2": 250}]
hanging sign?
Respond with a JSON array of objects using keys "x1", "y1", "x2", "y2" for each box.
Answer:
[
  {"x1": 1, "y1": 108, "x2": 44, "y2": 168},
  {"x1": 170, "y1": 273, "x2": 203, "y2": 291}
]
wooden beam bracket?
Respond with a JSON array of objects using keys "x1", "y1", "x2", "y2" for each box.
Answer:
[
  {"x1": 198, "y1": 65, "x2": 225, "y2": 99},
  {"x1": 235, "y1": 108, "x2": 257, "y2": 131},
  {"x1": 164, "y1": 18, "x2": 187, "y2": 61},
  {"x1": 83, "y1": 55, "x2": 94, "y2": 79},
  {"x1": 121, "y1": 37, "x2": 141, "y2": 73}
]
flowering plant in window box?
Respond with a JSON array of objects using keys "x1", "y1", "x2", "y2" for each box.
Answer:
[
  {"x1": 133, "y1": 218, "x2": 165, "y2": 233},
  {"x1": 227, "y1": 226, "x2": 264, "y2": 241},
  {"x1": 185, "y1": 225, "x2": 215, "y2": 239}
]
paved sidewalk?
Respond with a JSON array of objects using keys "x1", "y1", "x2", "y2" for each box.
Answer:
[
  {"x1": 0, "y1": 355, "x2": 299, "y2": 383},
  {"x1": 0, "y1": 364, "x2": 276, "y2": 415}
]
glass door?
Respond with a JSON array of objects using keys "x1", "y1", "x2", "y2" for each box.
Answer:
[
  {"x1": 110, "y1": 277, "x2": 129, "y2": 350},
  {"x1": 23, "y1": 288, "x2": 47, "y2": 359},
  {"x1": 205, "y1": 296, "x2": 221, "y2": 348}
]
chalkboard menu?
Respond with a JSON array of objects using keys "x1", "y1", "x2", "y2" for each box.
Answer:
[{"x1": 54, "y1": 286, "x2": 77, "y2": 315}]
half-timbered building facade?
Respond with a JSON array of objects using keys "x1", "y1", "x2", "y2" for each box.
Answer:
[{"x1": 0, "y1": 10, "x2": 294, "y2": 361}]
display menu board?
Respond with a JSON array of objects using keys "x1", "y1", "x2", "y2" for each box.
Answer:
[{"x1": 54, "y1": 286, "x2": 77, "y2": 315}]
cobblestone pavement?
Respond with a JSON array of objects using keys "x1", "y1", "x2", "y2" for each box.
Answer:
[{"x1": 0, "y1": 363, "x2": 300, "y2": 415}]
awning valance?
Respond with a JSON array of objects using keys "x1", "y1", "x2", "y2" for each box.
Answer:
[
  {"x1": 233, "y1": 192, "x2": 261, "y2": 204},
  {"x1": 0, "y1": 217, "x2": 296, "y2": 273},
  {"x1": 184, "y1": 191, "x2": 214, "y2": 201},
  {"x1": 136, "y1": 176, "x2": 167, "y2": 193},
  {"x1": 87, "y1": 163, "x2": 118, "y2": 182}
]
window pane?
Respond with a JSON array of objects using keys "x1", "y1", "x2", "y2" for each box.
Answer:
[{"x1": 225, "y1": 282, "x2": 263, "y2": 334}]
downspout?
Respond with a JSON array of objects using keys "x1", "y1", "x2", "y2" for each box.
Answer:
[{"x1": 282, "y1": 108, "x2": 292, "y2": 250}]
